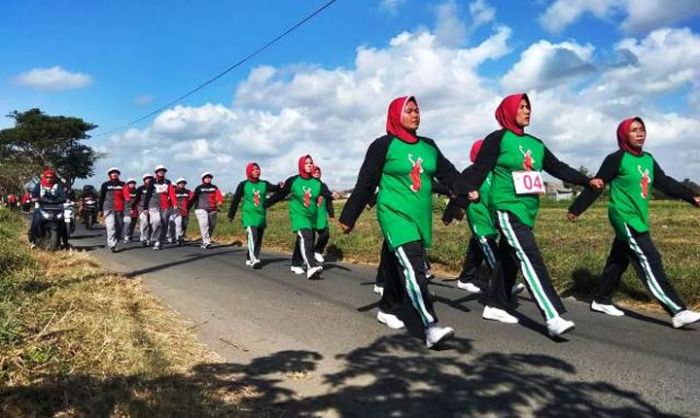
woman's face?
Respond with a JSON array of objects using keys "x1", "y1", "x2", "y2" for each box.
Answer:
[
  {"x1": 401, "y1": 100, "x2": 420, "y2": 132},
  {"x1": 203, "y1": 176, "x2": 212, "y2": 184},
  {"x1": 313, "y1": 168, "x2": 321, "y2": 179},
  {"x1": 304, "y1": 157, "x2": 314, "y2": 174},
  {"x1": 515, "y1": 99, "x2": 531, "y2": 127},
  {"x1": 109, "y1": 172, "x2": 119, "y2": 180},
  {"x1": 627, "y1": 120, "x2": 646, "y2": 149},
  {"x1": 251, "y1": 166, "x2": 261, "y2": 178}
]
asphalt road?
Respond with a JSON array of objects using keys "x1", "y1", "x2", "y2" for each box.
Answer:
[{"x1": 71, "y1": 224, "x2": 699, "y2": 417}]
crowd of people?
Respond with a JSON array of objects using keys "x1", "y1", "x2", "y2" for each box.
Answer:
[{"x1": 17, "y1": 92, "x2": 700, "y2": 348}]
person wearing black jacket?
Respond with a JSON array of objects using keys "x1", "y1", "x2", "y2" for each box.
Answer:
[{"x1": 131, "y1": 173, "x2": 155, "y2": 246}]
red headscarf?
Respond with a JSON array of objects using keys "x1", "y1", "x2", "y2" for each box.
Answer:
[
  {"x1": 386, "y1": 96, "x2": 418, "y2": 144},
  {"x1": 246, "y1": 162, "x2": 260, "y2": 182},
  {"x1": 313, "y1": 165, "x2": 322, "y2": 179},
  {"x1": 469, "y1": 139, "x2": 484, "y2": 163},
  {"x1": 617, "y1": 117, "x2": 645, "y2": 156},
  {"x1": 495, "y1": 93, "x2": 529, "y2": 136},
  {"x1": 40, "y1": 168, "x2": 56, "y2": 187},
  {"x1": 298, "y1": 155, "x2": 314, "y2": 179}
]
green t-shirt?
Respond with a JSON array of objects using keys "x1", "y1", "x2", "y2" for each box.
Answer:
[
  {"x1": 489, "y1": 130, "x2": 545, "y2": 227},
  {"x1": 289, "y1": 176, "x2": 321, "y2": 232},
  {"x1": 377, "y1": 137, "x2": 439, "y2": 249},
  {"x1": 241, "y1": 180, "x2": 269, "y2": 228},
  {"x1": 316, "y1": 194, "x2": 329, "y2": 230},
  {"x1": 468, "y1": 171, "x2": 497, "y2": 238},
  {"x1": 608, "y1": 152, "x2": 654, "y2": 239}
]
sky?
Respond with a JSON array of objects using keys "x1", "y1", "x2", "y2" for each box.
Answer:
[{"x1": 1, "y1": 0, "x2": 699, "y2": 190}]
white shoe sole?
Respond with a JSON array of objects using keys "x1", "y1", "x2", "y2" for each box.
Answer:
[
  {"x1": 590, "y1": 302, "x2": 625, "y2": 317},
  {"x1": 377, "y1": 313, "x2": 405, "y2": 329},
  {"x1": 482, "y1": 307, "x2": 519, "y2": 324},
  {"x1": 426, "y1": 328, "x2": 455, "y2": 348}
]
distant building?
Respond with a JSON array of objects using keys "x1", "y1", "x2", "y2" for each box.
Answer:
[{"x1": 545, "y1": 181, "x2": 575, "y2": 201}]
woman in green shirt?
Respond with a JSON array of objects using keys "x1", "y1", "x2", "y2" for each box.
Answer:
[
  {"x1": 340, "y1": 96, "x2": 472, "y2": 348},
  {"x1": 468, "y1": 93, "x2": 602, "y2": 338},
  {"x1": 228, "y1": 162, "x2": 281, "y2": 269},
  {"x1": 266, "y1": 155, "x2": 331, "y2": 280},
  {"x1": 568, "y1": 117, "x2": 700, "y2": 329},
  {"x1": 312, "y1": 166, "x2": 334, "y2": 263}
]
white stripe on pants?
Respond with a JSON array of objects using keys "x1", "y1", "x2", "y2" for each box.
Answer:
[
  {"x1": 104, "y1": 210, "x2": 124, "y2": 249},
  {"x1": 139, "y1": 210, "x2": 150, "y2": 242},
  {"x1": 195, "y1": 209, "x2": 216, "y2": 245}
]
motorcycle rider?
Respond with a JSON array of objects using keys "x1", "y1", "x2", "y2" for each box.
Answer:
[
  {"x1": 99, "y1": 167, "x2": 126, "y2": 253},
  {"x1": 29, "y1": 168, "x2": 66, "y2": 248}
]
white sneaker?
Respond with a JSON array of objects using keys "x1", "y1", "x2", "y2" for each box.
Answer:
[
  {"x1": 314, "y1": 252, "x2": 325, "y2": 263},
  {"x1": 425, "y1": 324, "x2": 455, "y2": 348},
  {"x1": 121, "y1": 239, "x2": 129, "y2": 244},
  {"x1": 377, "y1": 311, "x2": 405, "y2": 329},
  {"x1": 252, "y1": 259, "x2": 262, "y2": 270},
  {"x1": 482, "y1": 306, "x2": 519, "y2": 324},
  {"x1": 590, "y1": 301, "x2": 625, "y2": 317},
  {"x1": 547, "y1": 316, "x2": 575, "y2": 338},
  {"x1": 245, "y1": 259, "x2": 253, "y2": 266},
  {"x1": 457, "y1": 281, "x2": 482, "y2": 293},
  {"x1": 672, "y1": 310, "x2": 700, "y2": 329},
  {"x1": 290, "y1": 266, "x2": 305, "y2": 275},
  {"x1": 373, "y1": 284, "x2": 384, "y2": 296},
  {"x1": 152, "y1": 242, "x2": 161, "y2": 251},
  {"x1": 307, "y1": 266, "x2": 323, "y2": 280},
  {"x1": 511, "y1": 283, "x2": 526, "y2": 296}
]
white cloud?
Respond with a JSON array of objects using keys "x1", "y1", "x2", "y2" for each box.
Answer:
[
  {"x1": 622, "y1": 0, "x2": 700, "y2": 33},
  {"x1": 501, "y1": 40, "x2": 596, "y2": 92},
  {"x1": 434, "y1": 0, "x2": 467, "y2": 47},
  {"x1": 13, "y1": 66, "x2": 93, "y2": 91},
  {"x1": 134, "y1": 95, "x2": 154, "y2": 106},
  {"x1": 469, "y1": 0, "x2": 495, "y2": 29},
  {"x1": 538, "y1": 0, "x2": 700, "y2": 34},
  {"x1": 538, "y1": 0, "x2": 617, "y2": 34},
  {"x1": 379, "y1": 0, "x2": 406, "y2": 15},
  {"x1": 93, "y1": 23, "x2": 700, "y2": 191}
]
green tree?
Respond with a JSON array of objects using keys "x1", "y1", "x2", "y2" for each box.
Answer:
[{"x1": 0, "y1": 108, "x2": 101, "y2": 191}]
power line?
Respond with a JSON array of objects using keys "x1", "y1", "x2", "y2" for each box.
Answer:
[{"x1": 94, "y1": 0, "x2": 339, "y2": 138}]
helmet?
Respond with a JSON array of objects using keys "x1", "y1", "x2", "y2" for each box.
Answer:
[
  {"x1": 142, "y1": 173, "x2": 155, "y2": 181},
  {"x1": 107, "y1": 167, "x2": 120, "y2": 175},
  {"x1": 126, "y1": 178, "x2": 136, "y2": 184},
  {"x1": 176, "y1": 177, "x2": 187, "y2": 184},
  {"x1": 201, "y1": 171, "x2": 213, "y2": 180},
  {"x1": 154, "y1": 164, "x2": 167, "y2": 173}
]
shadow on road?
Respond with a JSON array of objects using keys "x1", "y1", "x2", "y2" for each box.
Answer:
[{"x1": 1, "y1": 334, "x2": 679, "y2": 418}]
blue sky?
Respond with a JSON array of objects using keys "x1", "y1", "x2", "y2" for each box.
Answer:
[{"x1": 1, "y1": 0, "x2": 699, "y2": 188}]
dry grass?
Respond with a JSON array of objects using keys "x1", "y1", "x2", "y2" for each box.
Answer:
[{"x1": 0, "y1": 209, "x2": 282, "y2": 417}]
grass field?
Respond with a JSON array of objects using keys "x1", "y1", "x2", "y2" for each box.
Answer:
[
  {"x1": 200, "y1": 198, "x2": 700, "y2": 308},
  {"x1": 0, "y1": 209, "x2": 272, "y2": 417}
]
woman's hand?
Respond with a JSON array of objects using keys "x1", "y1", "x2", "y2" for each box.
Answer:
[
  {"x1": 566, "y1": 212, "x2": 577, "y2": 222},
  {"x1": 589, "y1": 178, "x2": 604, "y2": 190},
  {"x1": 339, "y1": 221, "x2": 352, "y2": 234}
]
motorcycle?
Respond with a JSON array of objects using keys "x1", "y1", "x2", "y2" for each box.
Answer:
[
  {"x1": 36, "y1": 200, "x2": 65, "y2": 251},
  {"x1": 64, "y1": 201, "x2": 76, "y2": 236},
  {"x1": 83, "y1": 198, "x2": 98, "y2": 230}
]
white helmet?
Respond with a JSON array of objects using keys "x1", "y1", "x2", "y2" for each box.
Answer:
[
  {"x1": 176, "y1": 177, "x2": 187, "y2": 184},
  {"x1": 201, "y1": 171, "x2": 213, "y2": 180},
  {"x1": 154, "y1": 164, "x2": 167, "y2": 173},
  {"x1": 142, "y1": 173, "x2": 154, "y2": 181},
  {"x1": 126, "y1": 178, "x2": 136, "y2": 184},
  {"x1": 107, "y1": 167, "x2": 121, "y2": 175}
]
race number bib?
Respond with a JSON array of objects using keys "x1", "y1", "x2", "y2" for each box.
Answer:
[
  {"x1": 155, "y1": 184, "x2": 168, "y2": 193},
  {"x1": 512, "y1": 171, "x2": 545, "y2": 195}
]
